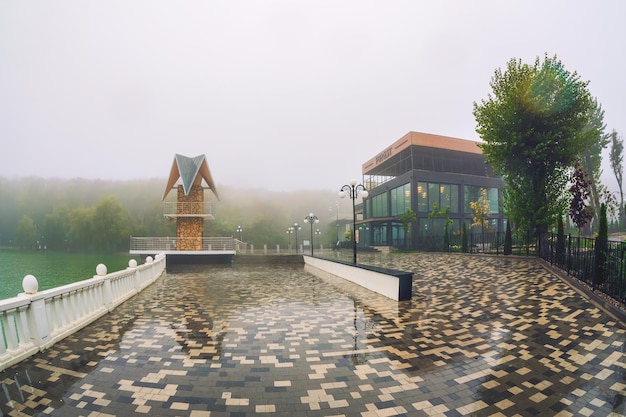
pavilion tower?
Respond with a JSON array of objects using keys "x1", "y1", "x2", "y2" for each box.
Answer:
[{"x1": 162, "y1": 154, "x2": 219, "y2": 251}]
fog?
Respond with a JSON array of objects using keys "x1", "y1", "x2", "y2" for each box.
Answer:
[{"x1": 1, "y1": 1, "x2": 625, "y2": 193}]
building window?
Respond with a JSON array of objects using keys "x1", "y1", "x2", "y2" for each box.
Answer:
[
  {"x1": 391, "y1": 183, "x2": 411, "y2": 216},
  {"x1": 371, "y1": 193, "x2": 388, "y2": 218},
  {"x1": 417, "y1": 182, "x2": 428, "y2": 213},
  {"x1": 417, "y1": 182, "x2": 459, "y2": 213},
  {"x1": 464, "y1": 186, "x2": 499, "y2": 214}
]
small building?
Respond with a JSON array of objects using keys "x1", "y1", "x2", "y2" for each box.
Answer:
[
  {"x1": 130, "y1": 154, "x2": 239, "y2": 263},
  {"x1": 162, "y1": 154, "x2": 220, "y2": 251},
  {"x1": 358, "y1": 131, "x2": 506, "y2": 250}
]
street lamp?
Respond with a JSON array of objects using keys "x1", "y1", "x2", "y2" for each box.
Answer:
[
  {"x1": 315, "y1": 228, "x2": 321, "y2": 250},
  {"x1": 303, "y1": 213, "x2": 320, "y2": 256},
  {"x1": 292, "y1": 223, "x2": 301, "y2": 254},
  {"x1": 286, "y1": 227, "x2": 294, "y2": 252},
  {"x1": 236, "y1": 225, "x2": 243, "y2": 241},
  {"x1": 339, "y1": 179, "x2": 369, "y2": 264},
  {"x1": 330, "y1": 201, "x2": 339, "y2": 246}
]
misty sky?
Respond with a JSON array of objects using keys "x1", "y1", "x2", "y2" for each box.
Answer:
[{"x1": 1, "y1": 1, "x2": 625, "y2": 193}]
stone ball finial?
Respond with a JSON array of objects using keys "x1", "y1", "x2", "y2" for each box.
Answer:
[
  {"x1": 128, "y1": 259, "x2": 138, "y2": 268},
  {"x1": 22, "y1": 274, "x2": 38, "y2": 294},
  {"x1": 96, "y1": 263, "x2": 107, "y2": 276},
  {"x1": 146, "y1": 256, "x2": 154, "y2": 264}
]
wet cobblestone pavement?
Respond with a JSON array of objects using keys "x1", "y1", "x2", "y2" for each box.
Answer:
[{"x1": 1, "y1": 253, "x2": 626, "y2": 416}]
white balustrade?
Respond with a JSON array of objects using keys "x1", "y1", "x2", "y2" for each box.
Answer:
[{"x1": 0, "y1": 254, "x2": 166, "y2": 371}]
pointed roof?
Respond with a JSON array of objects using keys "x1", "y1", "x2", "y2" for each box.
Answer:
[{"x1": 162, "y1": 154, "x2": 220, "y2": 200}]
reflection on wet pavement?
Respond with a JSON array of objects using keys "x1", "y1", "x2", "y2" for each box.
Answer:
[{"x1": 1, "y1": 253, "x2": 626, "y2": 416}]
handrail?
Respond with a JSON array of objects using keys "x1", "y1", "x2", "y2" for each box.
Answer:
[
  {"x1": 130, "y1": 236, "x2": 236, "y2": 252},
  {"x1": 163, "y1": 201, "x2": 214, "y2": 218},
  {"x1": 0, "y1": 254, "x2": 166, "y2": 371}
]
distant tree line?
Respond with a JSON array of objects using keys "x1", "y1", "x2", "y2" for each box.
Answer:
[{"x1": 0, "y1": 177, "x2": 342, "y2": 253}]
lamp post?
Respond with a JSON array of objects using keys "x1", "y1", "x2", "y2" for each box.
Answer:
[
  {"x1": 292, "y1": 223, "x2": 301, "y2": 254},
  {"x1": 236, "y1": 225, "x2": 243, "y2": 241},
  {"x1": 339, "y1": 179, "x2": 369, "y2": 264},
  {"x1": 286, "y1": 227, "x2": 293, "y2": 252},
  {"x1": 330, "y1": 201, "x2": 339, "y2": 246},
  {"x1": 315, "y1": 228, "x2": 321, "y2": 250},
  {"x1": 303, "y1": 213, "x2": 319, "y2": 256}
]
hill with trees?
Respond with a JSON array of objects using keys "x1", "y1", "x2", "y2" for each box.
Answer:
[{"x1": 0, "y1": 177, "x2": 343, "y2": 252}]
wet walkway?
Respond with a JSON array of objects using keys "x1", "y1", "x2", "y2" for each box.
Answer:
[{"x1": 1, "y1": 253, "x2": 626, "y2": 417}]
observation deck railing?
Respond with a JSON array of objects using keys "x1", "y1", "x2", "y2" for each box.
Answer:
[
  {"x1": 129, "y1": 236, "x2": 240, "y2": 253},
  {"x1": 0, "y1": 254, "x2": 166, "y2": 371},
  {"x1": 163, "y1": 201, "x2": 214, "y2": 219}
]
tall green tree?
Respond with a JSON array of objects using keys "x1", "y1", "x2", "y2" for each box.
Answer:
[
  {"x1": 473, "y1": 54, "x2": 593, "y2": 239},
  {"x1": 398, "y1": 208, "x2": 416, "y2": 249},
  {"x1": 68, "y1": 207, "x2": 95, "y2": 251},
  {"x1": 578, "y1": 98, "x2": 610, "y2": 232},
  {"x1": 504, "y1": 221, "x2": 513, "y2": 255},
  {"x1": 594, "y1": 202, "x2": 608, "y2": 289},
  {"x1": 42, "y1": 207, "x2": 71, "y2": 250},
  {"x1": 15, "y1": 214, "x2": 38, "y2": 249},
  {"x1": 92, "y1": 196, "x2": 130, "y2": 252},
  {"x1": 609, "y1": 130, "x2": 624, "y2": 228}
]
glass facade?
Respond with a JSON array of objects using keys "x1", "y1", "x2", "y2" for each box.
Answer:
[
  {"x1": 371, "y1": 193, "x2": 388, "y2": 218},
  {"x1": 390, "y1": 183, "x2": 411, "y2": 216},
  {"x1": 417, "y1": 182, "x2": 459, "y2": 213},
  {"x1": 464, "y1": 186, "x2": 499, "y2": 214}
]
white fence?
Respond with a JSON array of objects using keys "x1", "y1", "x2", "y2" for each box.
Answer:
[{"x1": 0, "y1": 254, "x2": 166, "y2": 371}]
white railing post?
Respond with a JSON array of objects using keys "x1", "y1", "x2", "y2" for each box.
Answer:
[
  {"x1": 98, "y1": 264, "x2": 113, "y2": 311},
  {"x1": 28, "y1": 297, "x2": 50, "y2": 346},
  {"x1": 128, "y1": 259, "x2": 139, "y2": 291},
  {"x1": 2, "y1": 309, "x2": 19, "y2": 351}
]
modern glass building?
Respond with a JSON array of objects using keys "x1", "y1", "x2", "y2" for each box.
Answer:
[{"x1": 357, "y1": 131, "x2": 506, "y2": 249}]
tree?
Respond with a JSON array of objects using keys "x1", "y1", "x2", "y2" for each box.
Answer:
[
  {"x1": 469, "y1": 188, "x2": 492, "y2": 250},
  {"x1": 92, "y1": 196, "x2": 130, "y2": 252},
  {"x1": 473, "y1": 54, "x2": 593, "y2": 240},
  {"x1": 569, "y1": 162, "x2": 593, "y2": 234},
  {"x1": 504, "y1": 221, "x2": 513, "y2": 255},
  {"x1": 68, "y1": 207, "x2": 95, "y2": 251},
  {"x1": 42, "y1": 207, "x2": 71, "y2": 250},
  {"x1": 594, "y1": 203, "x2": 608, "y2": 289},
  {"x1": 469, "y1": 188, "x2": 491, "y2": 232},
  {"x1": 555, "y1": 215, "x2": 565, "y2": 264},
  {"x1": 609, "y1": 130, "x2": 624, "y2": 228},
  {"x1": 15, "y1": 214, "x2": 38, "y2": 249},
  {"x1": 398, "y1": 208, "x2": 416, "y2": 249},
  {"x1": 461, "y1": 222, "x2": 469, "y2": 253},
  {"x1": 578, "y1": 98, "x2": 610, "y2": 232},
  {"x1": 428, "y1": 203, "x2": 452, "y2": 251}
]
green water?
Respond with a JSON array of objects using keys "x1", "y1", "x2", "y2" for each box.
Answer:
[{"x1": 0, "y1": 250, "x2": 141, "y2": 300}]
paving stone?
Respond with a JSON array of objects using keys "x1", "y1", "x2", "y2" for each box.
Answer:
[{"x1": 1, "y1": 253, "x2": 626, "y2": 416}]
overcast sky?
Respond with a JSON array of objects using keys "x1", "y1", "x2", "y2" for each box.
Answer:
[{"x1": 1, "y1": 1, "x2": 625, "y2": 193}]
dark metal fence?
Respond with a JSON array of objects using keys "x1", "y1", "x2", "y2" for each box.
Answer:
[
  {"x1": 415, "y1": 230, "x2": 536, "y2": 256},
  {"x1": 409, "y1": 231, "x2": 626, "y2": 308},
  {"x1": 540, "y1": 233, "x2": 626, "y2": 306}
]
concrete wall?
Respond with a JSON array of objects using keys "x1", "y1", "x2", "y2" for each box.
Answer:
[{"x1": 303, "y1": 256, "x2": 412, "y2": 301}]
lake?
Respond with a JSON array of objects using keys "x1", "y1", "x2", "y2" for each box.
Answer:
[{"x1": 0, "y1": 250, "x2": 141, "y2": 300}]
